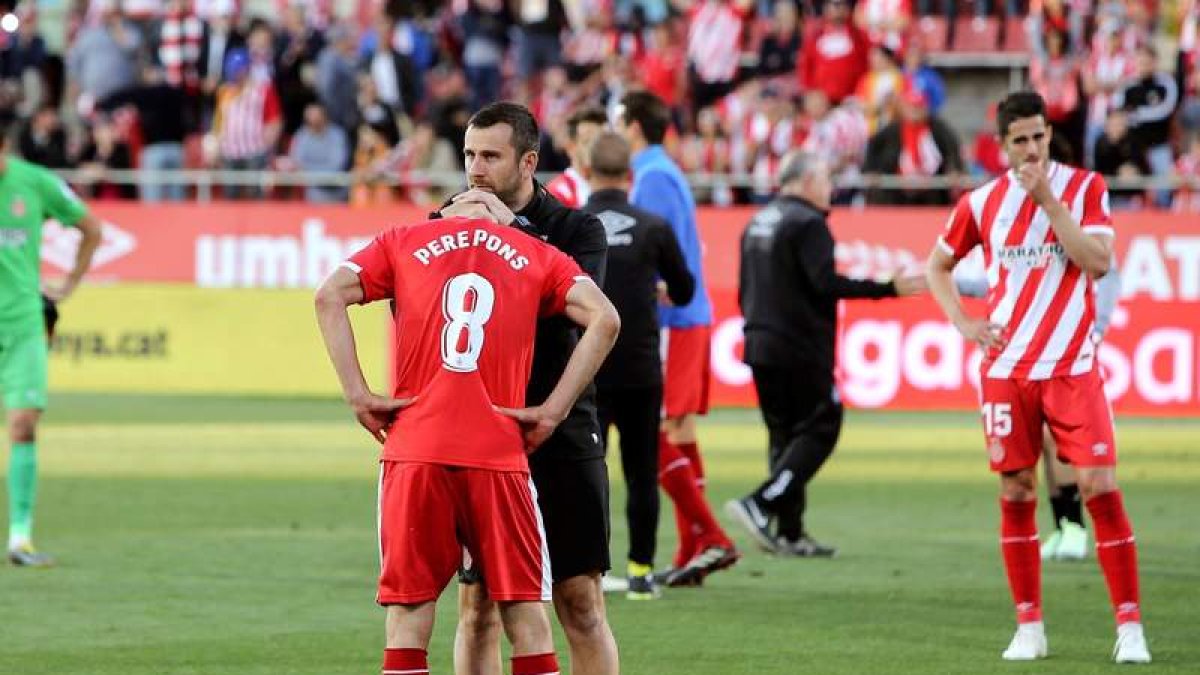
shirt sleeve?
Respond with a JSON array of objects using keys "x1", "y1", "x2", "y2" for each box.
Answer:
[
  {"x1": 39, "y1": 170, "x2": 88, "y2": 227},
  {"x1": 539, "y1": 245, "x2": 588, "y2": 318},
  {"x1": 1080, "y1": 173, "x2": 1114, "y2": 238},
  {"x1": 937, "y1": 194, "x2": 981, "y2": 261},
  {"x1": 345, "y1": 230, "x2": 397, "y2": 303}
]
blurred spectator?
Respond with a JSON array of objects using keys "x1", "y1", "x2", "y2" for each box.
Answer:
[
  {"x1": 18, "y1": 105, "x2": 69, "y2": 168},
  {"x1": 548, "y1": 105, "x2": 609, "y2": 207},
  {"x1": 1182, "y1": 0, "x2": 1199, "y2": 82},
  {"x1": 680, "y1": 106, "x2": 733, "y2": 205},
  {"x1": 1115, "y1": 44, "x2": 1179, "y2": 207},
  {"x1": 366, "y1": 14, "x2": 420, "y2": 119},
  {"x1": 534, "y1": 66, "x2": 579, "y2": 142},
  {"x1": 425, "y1": 65, "x2": 471, "y2": 157},
  {"x1": 245, "y1": 19, "x2": 276, "y2": 83},
  {"x1": 1093, "y1": 107, "x2": 1149, "y2": 208},
  {"x1": 459, "y1": 0, "x2": 511, "y2": 113},
  {"x1": 1174, "y1": 133, "x2": 1200, "y2": 211},
  {"x1": 315, "y1": 23, "x2": 361, "y2": 139},
  {"x1": 757, "y1": 0, "x2": 802, "y2": 84},
  {"x1": 1180, "y1": 64, "x2": 1200, "y2": 135},
  {"x1": 744, "y1": 85, "x2": 796, "y2": 201},
  {"x1": 273, "y1": 3, "x2": 325, "y2": 139},
  {"x1": 854, "y1": 44, "x2": 904, "y2": 134},
  {"x1": 1027, "y1": 0, "x2": 1087, "y2": 57},
  {"x1": 863, "y1": 87, "x2": 962, "y2": 205},
  {"x1": 388, "y1": 121, "x2": 458, "y2": 204},
  {"x1": 210, "y1": 48, "x2": 282, "y2": 199},
  {"x1": 198, "y1": 1, "x2": 245, "y2": 121},
  {"x1": 854, "y1": 0, "x2": 912, "y2": 52},
  {"x1": 799, "y1": 0, "x2": 870, "y2": 105},
  {"x1": 76, "y1": 114, "x2": 136, "y2": 200},
  {"x1": 1081, "y1": 26, "x2": 1136, "y2": 167},
  {"x1": 98, "y1": 65, "x2": 191, "y2": 202},
  {"x1": 154, "y1": 0, "x2": 204, "y2": 96},
  {"x1": 287, "y1": 103, "x2": 349, "y2": 203},
  {"x1": 799, "y1": 89, "x2": 868, "y2": 203},
  {"x1": 351, "y1": 119, "x2": 399, "y2": 207},
  {"x1": 562, "y1": 4, "x2": 617, "y2": 84},
  {"x1": 901, "y1": 40, "x2": 944, "y2": 115},
  {"x1": 512, "y1": 0, "x2": 567, "y2": 98},
  {"x1": 67, "y1": 4, "x2": 144, "y2": 114},
  {"x1": 1029, "y1": 29, "x2": 1082, "y2": 163},
  {"x1": 679, "y1": 0, "x2": 755, "y2": 110},
  {"x1": 638, "y1": 19, "x2": 686, "y2": 116},
  {"x1": 1, "y1": 4, "x2": 47, "y2": 83},
  {"x1": 357, "y1": 73, "x2": 400, "y2": 149}
]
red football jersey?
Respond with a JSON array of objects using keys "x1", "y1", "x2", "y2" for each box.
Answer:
[{"x1": 346, "y1": 217, "x2": 588, "y2": 472}]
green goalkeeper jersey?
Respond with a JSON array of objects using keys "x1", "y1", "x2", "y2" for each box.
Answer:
[{"x1": 0, "y1": 156, "x2": 88, "y2": 335}]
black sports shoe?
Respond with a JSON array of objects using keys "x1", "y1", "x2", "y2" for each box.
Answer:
[
  {"x1": 724, "y1": 497, "x2": 778, "y2": 552},
  {"x1": 626, "y1": 573, "x2": 660, "y2": 600},
  {"x1": 665, "y1": 545, "x2": 740, "y2": 587},
  {"x1": 774, "y1": 534, "x2": 837, "y2": 558}
]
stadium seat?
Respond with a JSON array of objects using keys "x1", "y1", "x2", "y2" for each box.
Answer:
[
  {"x1": 915, "y1": 16, "x2": 949, "y2": 53},
  {"x1": 1001, "y1": 17, "x2": 1031, "y2": 52},
  {"x1": 952, "y1": 16, "x2": 1000, "y2": 52}
]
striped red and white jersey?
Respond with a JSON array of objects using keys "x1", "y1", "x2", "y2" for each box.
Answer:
[
  {"x1": 686, "y1": 1, "x2": 751, "y2": 84},
  {"x1": 938, "y1": 162, "x2": 1115, "y2": 381},
  {"x1": 215, "y1": 80, "x2": 282, "y2": 160},
  {"x1": 546, "y1": 168, "x2": 590, "y2": 209}
]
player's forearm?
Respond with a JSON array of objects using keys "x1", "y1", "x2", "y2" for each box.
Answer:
[
  {"x1": 927, "y1": 258, "x2": 970, "y2": 330},
  {"x1": 67, "y1": 216, "x2": 101, "y2": 287},
  {"x1": 315, "y1": 297, "x2": 371, "y2": 403},
  {"x1": 542, "y1": 308, "x2": 620, "y2": 420},
  {"x1": 1043, "y1": 201, "x2": 1112, "y2": 276}
]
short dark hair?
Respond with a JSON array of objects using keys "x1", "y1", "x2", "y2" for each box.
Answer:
[
  {"x1": 467, "y1": 102, "x2": 541, "y2": 156},
  {"x1": 996, "y1": 91, "x2": 1047, "y2": 138},
  {"x1": 619, "y1": 91, "x2": 670, "y2": 145},
  {"x1": 567, "y1": 106, "x2": 608, "y2": 141},
  {"x1": 588, "y1": 131, "x2": 631, "y2": 178}
]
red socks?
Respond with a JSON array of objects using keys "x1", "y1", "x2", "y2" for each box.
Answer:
[
  {"x1": 1000, "y1": 498, "x2": 1042, "y2": 624},
  {"x1": 1086, "y1": 490, "x2": 1142, "y2": 624},
  {"x1": 512, "y1": 652, "x2": 559, "y2": 675},
  {"x1": 659, "y1": 434, "x2": 731, "y2": 562},
  {"x1": 678, "y1": 440, "x2": 705, "y2": 487},
  {"x1": 383, "y1": 648, "x2": 428, "y2": 674}
]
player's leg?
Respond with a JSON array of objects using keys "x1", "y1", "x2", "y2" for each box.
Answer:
[
  {"x1": 497, "y1": 601, "x2": 559, "y2": 675},
  {"x1": 656, "y1": 437, "x2": 738, "y2": 586},
  {"x1": 455, "y1": 582, "x2": 504, "y2": 675},
  {"x1": 979, "y1": 377, "x2": 1048, "y2": 660},
  {"x1": 379, "y1": 462, "x2": 461, "y2": 675},
  {"x1": 527, "y1": 456, "x2": 617, "y2": 674},
  {"x1": 615, "y1": 386, "x2": 661, "y2": 598},
  {"x1": 384, "y1": 602, "x2": 435, "y2": 675},
  {"x1": 1044, "y1": 370, "x2": 1150, "y2": 663},
  {"x1": 5, "y1": 328, "x2": 51, "y2": 566},
  {"x1": 1041, "y1": 428, "x2": 1087, "y2": 561},
  {"x1": 660, "y1": 326, "x2": 712, "y2": 565},
  {"x1": 552, "y1": 574, "x2": 617, "y2": 675}
]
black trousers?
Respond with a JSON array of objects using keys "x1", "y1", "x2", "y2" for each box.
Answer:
[
  {"x1": 596, "y1": 385, "x2": 662, "y2": 566},
  {"x1": 750, "y1": 364, "x2": 844, "y2": 541}
]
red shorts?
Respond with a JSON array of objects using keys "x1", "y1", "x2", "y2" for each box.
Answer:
[
  {"x1": 376, "y1": 461, "x2": 551, "y2": 605},
  {"x1": 978, "y1": 369, "x2": 1117, "y2": 473},
  {"x1": 664, "y1": 325, "x2": 711, "y2": 418}
]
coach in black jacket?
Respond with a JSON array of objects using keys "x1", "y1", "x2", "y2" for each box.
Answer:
[
  {"x1": 582, "y1": 131, "x2": 694, "y2": 598},
  {"x1": 725, "y1": 150, "x2": 926, "y2": 558}
]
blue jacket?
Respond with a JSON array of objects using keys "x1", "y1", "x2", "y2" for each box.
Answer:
[{"x1": 630, "y1": 145, "x2": 712, "y2": 328}]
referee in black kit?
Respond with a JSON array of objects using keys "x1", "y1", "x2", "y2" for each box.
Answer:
[
  {"x1": 436, "y1": 102, "x2": 619, "y2": 674},
  {"x1": 582, "y1": 131, "x2": 694, "y2": 600},
  {"x1": 724, "y1": 150, "x2": 927, "y2": 558}
]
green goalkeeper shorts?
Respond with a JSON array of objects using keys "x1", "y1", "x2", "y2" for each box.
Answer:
[{"x1": 0, "y1": 328, "x2": 48, "y2": 410}]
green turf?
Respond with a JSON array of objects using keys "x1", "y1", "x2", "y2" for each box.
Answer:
[{"x1": 2, "y1": 394, "x2": 1197, "y2": 674}]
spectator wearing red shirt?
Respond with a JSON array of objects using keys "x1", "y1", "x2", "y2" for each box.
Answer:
[
  {"x1": 210, "y1": 48, "x2": 282, "y2": 199},
  {"x1": 1030, "y1": 29, "x2": 1084, "y2": 164},
  {"x1": 638, "y1": 20, "x2": 687, "y2": 113},
  {"x1": 799, "y1": 0, "x2": 870, "y2": 105},
  {"x1": 854, "y1": 0, "x2": 912, "y2": 53}
]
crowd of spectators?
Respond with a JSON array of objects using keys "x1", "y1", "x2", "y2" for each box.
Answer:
[{"x1": 1, "y1": 0, "x2": 1197, "y2": 209}]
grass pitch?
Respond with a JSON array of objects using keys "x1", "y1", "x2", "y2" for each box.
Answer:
[{"x1": 1, "y1": 394, "x2": 1197, "y2": 674}]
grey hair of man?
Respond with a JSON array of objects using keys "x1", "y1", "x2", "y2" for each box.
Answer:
[{"x1": 777, "y1": 150, "x2": 833, "y2": 210}]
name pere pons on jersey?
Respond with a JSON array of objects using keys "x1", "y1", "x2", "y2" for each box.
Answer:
[{"x1": 412, "y1": 227, "x2": 531, "y2": 271}]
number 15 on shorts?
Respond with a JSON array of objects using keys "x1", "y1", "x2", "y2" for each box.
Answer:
[{"x1": 982, "y1": 402, "x2": 1012, "y2": 437}]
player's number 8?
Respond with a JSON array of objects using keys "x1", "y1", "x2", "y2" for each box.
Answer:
[{"x1": 441, "y1": 273, "x2": 496, "y2": 372}]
